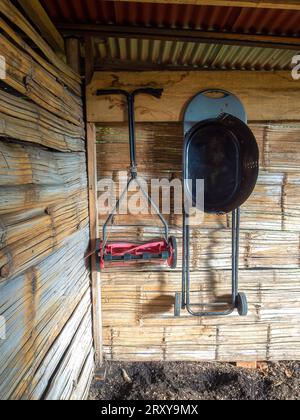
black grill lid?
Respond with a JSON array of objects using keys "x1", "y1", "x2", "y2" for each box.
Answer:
[{"x1": 184, "y1": 113, "x2": 259, "y2": 214}]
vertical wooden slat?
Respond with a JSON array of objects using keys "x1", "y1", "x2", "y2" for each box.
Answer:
[{"x1": 87, "y1": 123, "x2": 103, "y2": 365}]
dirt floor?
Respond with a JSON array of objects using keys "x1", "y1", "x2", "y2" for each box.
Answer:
[{"x1": 89, "y1": 361, "x2": 300, "y2": 401}]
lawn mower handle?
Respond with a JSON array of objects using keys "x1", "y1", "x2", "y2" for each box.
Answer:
[
  {"x1": 132, "y1": 88, "x2": 163, "y2": 99},
  {"x1": 97, "y1": 88, "x2": 163, "y2": 99},
  {"x1": 97, "y1": 88, "x2": 163, "y2": 173}
]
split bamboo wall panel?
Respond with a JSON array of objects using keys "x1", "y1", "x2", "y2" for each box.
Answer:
[
  {"x1": 92, "y1": 71, "x2": 300, "y2": 362},
  {"x1": 0, "y1": 1, "x2": 93, "y2": 400}
]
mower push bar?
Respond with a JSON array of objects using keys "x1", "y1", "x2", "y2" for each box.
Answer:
[{"x1": 97, "y1": 88, "x2": 163, "y2": 175}]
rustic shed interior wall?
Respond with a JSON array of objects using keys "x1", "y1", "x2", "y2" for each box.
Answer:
[
  {"x1": 1, "y1": 0, "x2": 300, "y2": 399},
  {"x1": 89, "y1": 71, "x2": 300, "y2": 362},
  {"x1": 0, "y1": 0, "x2": 93, "y2": 399}
]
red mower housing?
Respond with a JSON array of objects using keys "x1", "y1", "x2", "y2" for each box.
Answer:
[{"x1": 96, "y1": 237, "x2": 177, "y2": 271}]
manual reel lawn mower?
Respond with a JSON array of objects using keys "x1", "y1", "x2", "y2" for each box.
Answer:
[{"x1": 95, "y1": 88, "x2": 177, "y2": 271}]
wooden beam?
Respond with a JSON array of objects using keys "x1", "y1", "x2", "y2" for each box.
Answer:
[
  {"x1": 59, "y1": 23, "x2": 300, "y2": 51},
  {"x1": 17, "y1": 0, "x2": 65, "y2": 54},
  {"x1": 93, "y1": 57, "x2": 292, "y2": 73},
  {"x1": 236, "y1": 362, "x2": 258, "y2": 369},
  {"x1": 66, "y1": 38, "x2": 81, "y2": 75},
  {"x1": 105, "y1": 0, "x2": 300, "y2": 11},
  {"x1": 87, "y1": 123, "x2": 103, "y2": 366},
  {"x1": 87, "y1": 71, "x2": 300, "y2": 123},
  {"x1": 85, "y1": 36, "x2": 95, "y2": 87}
]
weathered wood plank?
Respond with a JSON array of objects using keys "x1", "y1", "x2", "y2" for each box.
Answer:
[
  {"x1": 0, "y1": 8, "x2": 92, "y2": 399},
  {"x1": 87, "y1": 123, "x2": 103, "y2": 365},
  {"x1": 43, "y1": 307, "x2": 93, "y2": 400},
  {"x1": 0, "y1": 16, "x2": 79, "y2": 95},
  {"x1": 0, "y1": 141, "x2": 86, "y2": 186},
  {"x1": 0, "y1": 34, "x2": 82, "y2": 125},
  {"x1": 0, "y1": 90, "x2": 84, "y2": 152},
  {"x1": 0, "y1": 229, "x2": 91, "y2": 399},
  {"x1": 88, "y1": 71, "x2": 300, "y2": 122},
  {"x1": 0, "y1": 0, "x2": 79, "y2": 84},
  {"x1": 17, "y1": 0, "x2": 65, "y2": 55},
  {"x1": 0, "y1": 198, "x2": 88, "y2": 280},
  {"x1": 103, "y1": 322, "x2": 300, "y2": 362},
  {"x1": 66, "y1": 38, "x2": 81, "y2": 75}
]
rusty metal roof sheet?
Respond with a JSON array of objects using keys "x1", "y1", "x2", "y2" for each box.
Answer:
[
  {"x1": 95, "y1": 37, "x2": 295, "y2": 71},
  {"x1": 41, "y1": 0, "x2": 300, "y2": 36},
  {"x1": 39, "y1": 1, "x2": 299, "y2": 72}
]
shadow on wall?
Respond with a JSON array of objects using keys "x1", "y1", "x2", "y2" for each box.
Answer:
[{"x1": 141, "y1": 227, "x2": 233, "y2": 316}]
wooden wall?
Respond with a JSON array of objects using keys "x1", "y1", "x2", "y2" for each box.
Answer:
[
  {"x1": 89, "y1": 71, "x2": 300, "y2": 362},
  {"x1": 0, "y1": 1, "x2": 93, "y2": 399}
]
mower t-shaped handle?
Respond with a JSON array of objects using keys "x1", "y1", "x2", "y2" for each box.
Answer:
[
  {"x1": 132, "y1": 88, "x2": 163, "y2": 99},
  {"x1": 97, "y1": 88, "x2": 163, "y2": 99},
  {"x1": 96, "y1": 87, "x2": 163, "y2": 175}
]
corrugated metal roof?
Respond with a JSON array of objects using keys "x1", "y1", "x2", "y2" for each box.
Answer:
[
  {"x1": 95, "y1": 37, "x2": 295, "y2": 71},
  {"x1": 41, "y1": 0, "x2": 300, "y2": 36},
  {"x1": 39, "y1": 1, "x2": 299, "y2": 72}
]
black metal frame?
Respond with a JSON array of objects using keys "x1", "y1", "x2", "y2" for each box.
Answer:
[
  {"x1": 96, "y1": 88, "x2": 169, "y2": 251},
  {"x1": 181, "y1": 208, "x2": 241, "y2": 317},
  {"x1": 175, "y1": 89, "x2": 257, "y2": 318}
]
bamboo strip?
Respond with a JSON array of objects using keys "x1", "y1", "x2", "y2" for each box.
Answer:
[
  {"x1": 43, "y1": 307, "x2": 93, "y2": 400},
  {"x1": 0, "y1": 10, "x2": 92, "y2": 399},
  {"x1": 96, "y1": 226, "x2": 300, "y2": 272},
  {"x1": 0, "y1": 196, "x2": 88, "y2": 280},
  {"x1": 0, "y1": 0, "x2": 80, "y2": 85},
  {"x1": 0, "y1": 34, "x2": 82, "y2": 126},
  {"x1": 0, "y1": 90, "x2": 85, "y2": 146},
  {"x1": 25, "y1": 291, "x2": 92, "y2": 400},
  {"x1": 96, "y1": 122, "x2": 300, "y2": 173},
  {"x1": 96, "y1": 172, "x2": 287, "y2": 231},
  {"x1": 0, "y1": 111, "x2": 85, "y2": 152},
  {"x1": 70, "y1": 349, "x2": 94, "y2": 400},
  {"x1": 102, "y1": 321, "x2": 300, "y2": 362},
  {"x1": 101, "y1": 269, "x2": 300, "y2": 327},
  {"x1": 0, "y1": 229, "x2": 91, "y2": 399},
  {"x1": 0, "y1": 141, "x2": 86, "y2": 186},
  {"x1": 0, "y1": 16, "x2": 80, "y2": 95},
  {"x1": 96, "y1": 122, "x2": 300, "y2": 235}
]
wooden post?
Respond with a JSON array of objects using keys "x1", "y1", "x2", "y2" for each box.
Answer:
[
  {"x1": 65, "y1": 38, "x2": 81, "y2": 75},
  {"x1": 85, "y1": 36, "x2": 95, "y2": 87},
  {"x1": 87, "y1": 123, "x2": 103, "y2": 366}
]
